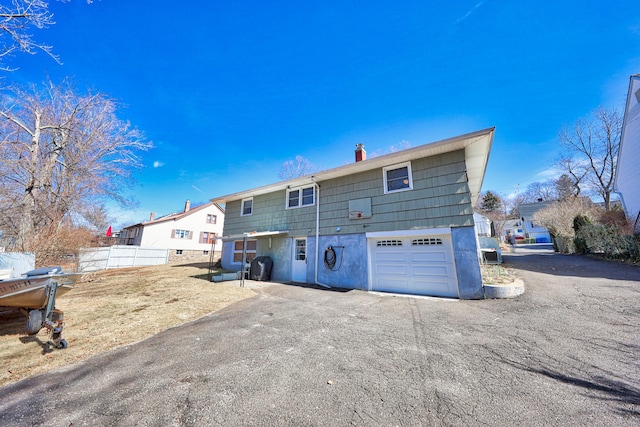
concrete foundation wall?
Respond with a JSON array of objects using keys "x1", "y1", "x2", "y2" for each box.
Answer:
[
  {"x1": 310, "y1": 234, "x2": 369, "y2": 290},
  {"x1": 451, "y1": 226, "x2": 483, "y2": 299}
]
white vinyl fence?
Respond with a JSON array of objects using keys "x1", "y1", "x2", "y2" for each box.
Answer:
[
  {"x1": 0, "y1": 252, "x2": 35, "y2": 278},
  {"x1": 79, "y1": 246, "x2": 169, "y2": 272}
]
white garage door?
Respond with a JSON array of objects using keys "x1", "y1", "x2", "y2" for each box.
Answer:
[{"x1": 368, "y1": 234, "x2": 459, "y2": 297}]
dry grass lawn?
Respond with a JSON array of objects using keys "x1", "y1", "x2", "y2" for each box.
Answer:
[
  {"x1": 0, "y1": 263, "x2": 255, "y2": 388},
  {"x1": 480, "y1": 263, "x2": 517, "y2": 285}
]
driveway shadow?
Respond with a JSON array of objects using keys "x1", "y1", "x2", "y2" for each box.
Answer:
[
  {"x1": 503, "y1": 246, "x2": 640, "y2": 282},
  {"x1": 284, "y1": 282, "x2": 353, "y2": 293}
]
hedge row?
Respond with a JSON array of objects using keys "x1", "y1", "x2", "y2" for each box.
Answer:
[{"x1": 570, "y1": 224, "x2": 640, "y2": 262}]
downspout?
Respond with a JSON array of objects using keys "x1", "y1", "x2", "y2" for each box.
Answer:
[{"x1": 313, "y1": 179, "x2": 331, "y2": 289}]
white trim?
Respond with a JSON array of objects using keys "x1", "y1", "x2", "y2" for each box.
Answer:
[
  {"x1": 286, "y1": 185, "x2": 315, "y2": 209},
  {"x1": 366, "y1": 227, "x2": 452, "y2": 239},
  {"x1": 382, "y1": 161, "x2": 413, "y2": 194},
  {"x1": 232, "y1": 239, "x2": 256, "y2": 264},
  {"x1": 241, "y1": 197, "x2": 253, "y2": 216},
  {"x1": 211, "y1": 127, "x2": 494, "y2": 208},
  {"x1": 221, "y1": 230, "x2": 289, "y2": 241}
]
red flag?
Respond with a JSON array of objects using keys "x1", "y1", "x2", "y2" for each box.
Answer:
[{"x1": 106, "y1": 225, "x2": 113, "y2": 237}]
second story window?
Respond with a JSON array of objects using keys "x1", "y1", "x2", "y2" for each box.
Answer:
[
  {"x1": 287, "y1": 185, "x2": 315, "y2": 209},
  {"x1": 383, "y1": 162, "x2": 413, "y2": 194},
  {"x1": 206, "y1": 214, "x2": 217, "y2": 224},
  {"x1": 241, "y1": 198, "x2": 253, "y2": 216},
  {"x1": 200, "y1": 232, "x2": 217, "y2": 244}
]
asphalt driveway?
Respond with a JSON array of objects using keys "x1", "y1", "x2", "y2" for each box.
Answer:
[{"x1": 1, "y1": 246, "x2": 639, "y2": 426}]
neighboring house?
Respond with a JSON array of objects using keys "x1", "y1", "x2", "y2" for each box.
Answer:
[
  {"x1": 212, "y1": 128, "x2": 494, "y2": 299},
  {"x1": 498, "y1": 219, "x2": 525, "y2": 243},
  {"x1": 517, "y1": 201, "x2": 552, "y2": 243},
  {"x1": 614, "y1": 74, "x2": 640, "y2": 230},
  {"x1": 121, "y1": 200, "x2": 225, "y2": 263}
]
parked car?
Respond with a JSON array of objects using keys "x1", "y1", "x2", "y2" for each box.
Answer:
[{"x1": 478, "y1": 236, "x2": 502, "y2": 264}]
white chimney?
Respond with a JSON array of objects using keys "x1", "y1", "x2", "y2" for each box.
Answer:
[
  {"x1": 149, "y1": 212, "x2": 155, "y2": 221},
  {"x1": 184, "y1": 200, "x2": 191, "y2": 212}
]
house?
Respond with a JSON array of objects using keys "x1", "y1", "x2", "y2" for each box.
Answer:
[
  {"x1": 614, "y1": 74, "x2": 640, "y2": 230},
  {"x1": 517, "y1": 201, "x2": 552, "y2": 243},
  {"x1": 212, "y1": 128, "x2": 494, "y2": 299},
  {"x1": 121, "y1": 200, "x2": 225, "y2": 263},
  {"x1": 498, "y1": 219, "x2": 524, "y2": 243}
]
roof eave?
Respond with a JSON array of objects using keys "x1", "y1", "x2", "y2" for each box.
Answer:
[{"x1": 211, "y1": 127, "x2": 495, "y2": 205}]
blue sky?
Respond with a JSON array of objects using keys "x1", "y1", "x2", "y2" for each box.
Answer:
[{"x1": 7, "y1": 0, "x2": 640, "y2": 226}]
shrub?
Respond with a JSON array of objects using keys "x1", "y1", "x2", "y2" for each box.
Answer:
[
  {"x1": 554, "y1": 234, "x2": 576, "y2": 254},
  {"x1": 574, "y1": 224, "x2": 640, "y2": 260},
  {"x1": 573, "y1": 214, "x2": 592, "y2": 234}
]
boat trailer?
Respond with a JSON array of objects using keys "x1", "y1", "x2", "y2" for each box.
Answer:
[{"x1": 24, "y1": 278, "x2": 68, "y2": 350}]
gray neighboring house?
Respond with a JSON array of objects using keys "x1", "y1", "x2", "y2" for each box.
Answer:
[
  {"x1": 212, "y1": 128, "x2": 494, "y2": 299},
  {"x1": 614, "y1": 74, "x2": 640, "y2": 229},
  {"x1": 517, "y1": 201, "x2": 553, "y2": 243}
]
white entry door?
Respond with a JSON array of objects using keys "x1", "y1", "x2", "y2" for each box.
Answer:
[{"x1": 291, "y1": 237, "x2": 307, "y2": 282}]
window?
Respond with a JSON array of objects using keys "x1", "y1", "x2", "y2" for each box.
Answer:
[
  {"x1": 383, "y1": 162, "x2": 413, "y2": 194},
  {"x1": 172, "y1": 229, "x2": 192, "y2": 239},
  {"x1": 200, "y1": 232, "x2": 217, "y2": 244},
  {"x1": 287, "y1": 185, "x2": 315, "y2": 209},
  {"x1": 233, "y1": 239, "x2": 257, "y2": 263},
  {"x1": 176, "y1": 250, "x2": 183, "y2": 255},
  {"x1": 206, "y1": 214, "x2": 217, "y2": 224},
  {"x1": 376, "y1": 240, "x2": 403, "y2": 247},
  {"x1": 203, "y1": 250, "x2": 209, "y2": 255},
  {"x1": 241, "y1": 198, "x2": 253, "y2": 216},
  {"x1": 412, "y1": 238, "x2": 443, "y2": 246}
]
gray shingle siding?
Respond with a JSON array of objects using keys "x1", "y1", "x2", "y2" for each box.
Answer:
[{"x1": 222, "y1": 149, "x2": 473, "y2": 237}]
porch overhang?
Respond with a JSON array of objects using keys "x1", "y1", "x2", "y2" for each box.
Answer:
[{"x1": 221, "y1": 230, "x2": 290, "y2": 241}]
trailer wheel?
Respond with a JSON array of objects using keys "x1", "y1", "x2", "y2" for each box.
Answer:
[
  {"x1": 56, "y1": 339, "x2": 68, "y2": 349},
  {"x1": 25, "y1": 310, "x2": 43, "y2": 335}
]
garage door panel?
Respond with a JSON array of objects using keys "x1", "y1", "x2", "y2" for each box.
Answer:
[
  {"x1": 413, "y1": 279, "x2": 454, "y2": 293},
  {"x1": 413, "y1": 265, "x2": 451, "y2": 277},
  {"x1": 374, "y1": 252, "x2": 407, "y2": 262},
  {"x1": 410, "y1": 251, "x2": 448, "y2": 262},
  {"x1": 370, "y1": 234, "x2": 458, "y2": 297},
  {"x1": 375, "y1": 264, "x2": 408, "y2": 275}
]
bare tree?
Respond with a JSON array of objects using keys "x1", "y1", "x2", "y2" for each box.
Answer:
[
  {"x1": 278, "y1": 155, "x2": 318, "y2": 180},
  {"x1": 522, "y1": 181, "x2": 557, "y2": 203},
  {"x1": 558, "y1": 107, "x2": 622, "y2": 210},
  {"x1": 0, "y1": 0, "x2": 59, "y2": 71},
  {"x1": 0, "y1": 78, "x2": 151, "y2": 261},
  {"x1": 533, "y1": 198, "x2": 601, "y2": 238}
]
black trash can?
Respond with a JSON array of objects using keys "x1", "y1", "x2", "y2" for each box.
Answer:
[{"x1": 249, "y1": 256, "x2": 273, "y2": 281}]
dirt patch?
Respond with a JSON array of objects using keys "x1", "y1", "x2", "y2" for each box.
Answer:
[
  {"x1": 480, "y1": 263, "x2": 517, "y2": 285},
  {"x1": 0, "y1": 263, "x2": 255, "y2": 387}
]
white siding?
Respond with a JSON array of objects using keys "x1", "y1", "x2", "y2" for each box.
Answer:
[
  {"x1": 139, "y1": 205, "x2": 224, "y2": 251},
  {"x1": 617, "y1": 75, "x2": 640, "y2": 219}
]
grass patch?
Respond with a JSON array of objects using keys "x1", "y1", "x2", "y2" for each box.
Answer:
[
  {"x1": 481, "y1": 263, "x2": 517, "y2": 285},
  {"x1": 0, "y1": 263, "x2": 255, "y2": 387}
]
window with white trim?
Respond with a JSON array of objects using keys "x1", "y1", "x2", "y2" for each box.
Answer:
[
  {"x1": 233, "y1": 239, "x2": 257, "y2": 263},
  {"x1": 206, "y1": 214, "x2": 217, "y2": 224},
  {"x1": 241, "y1": 198, "x2": 253, "y2": 216},
  {"x1": 383, "y1": 162, "x2": 413, "y2": 194},
  {"x1": 287, "y1": 185, "x2": 315, "y2": 209}
]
